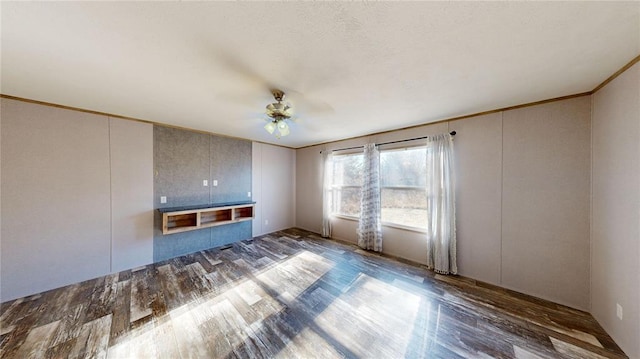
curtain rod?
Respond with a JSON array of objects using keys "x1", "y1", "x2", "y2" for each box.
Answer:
[{"x1": 326, "y1": 131, "x2": 456, "y2": 153}]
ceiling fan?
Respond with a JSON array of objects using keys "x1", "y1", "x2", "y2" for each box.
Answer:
[
  {"x1": 263, "y1": 89, "x2": 295, "y2": 138},
  {"x1": 211, "y1": 50, "x2": 334, "y2": 138}
]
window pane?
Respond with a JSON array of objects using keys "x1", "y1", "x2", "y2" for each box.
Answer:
[
  {"x1": 381, "y1": 188, "x2": 427, "y2": 229},
  {"x1": 380, "y1": 147, "x2": 426, "y2": 187},
  {"x1": 331, "y1": 153, "x2": 364, "y2": 217},
  {"x1": 332, "y1": 154, "x2": 363, "y2": 186},
  {"x1": 334, "y1": 187, "x2": 361, "y2": 217},
  {"x1": 380, "y1": 147, "x2": 427, "y2": 229}
]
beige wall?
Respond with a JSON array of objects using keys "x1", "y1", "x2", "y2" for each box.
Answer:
[
  {"x1": 1, "y1": 99, "x2": 111, "y2": 301},
  {"x1": 0, "y1": 98, "x2": 298, "y2": 302},
  {"x1": 252, "y1": 142, "x2": 296, "y2": 236},
  {"x1": 0, "y1": 99, "x2": 154, "y2": 302},
  {"x1": 501, "y1": 97, "x2": 591, "y2": 309},
  {"x1": 452, "y1": 113, "x2": 503, "y2": 284},
  {"x1": 109, "y1": 118, "x2": 154, "y2": 272},
  {"x1": 295, "y1": 146, "x2": 324, "y2": 234},
  {"x1": 296, "y1": 96, "x2": 592, "y2": 310},
  {"x1": 591, "y1": 61, "x2": 640, "y2": 359}
]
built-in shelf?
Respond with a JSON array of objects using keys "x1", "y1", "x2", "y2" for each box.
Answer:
[{"x1": 159, "y1": 201, "x2": 255, "y2": 235}]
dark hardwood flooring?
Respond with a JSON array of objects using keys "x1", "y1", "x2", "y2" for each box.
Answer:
[{"x1": 0, "y1": 228, "x2": 628, "y2": 358}]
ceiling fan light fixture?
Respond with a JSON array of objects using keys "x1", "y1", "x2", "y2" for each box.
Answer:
[
  {"x1": 264, "y1": 121, "x2": 276, "y2": 134},
  {"x1": 277, "y1": 120, "x2": 290, "y2": 137},
  {"x1": 262, "y1": 89, "x2": 298, "y2": 139}
]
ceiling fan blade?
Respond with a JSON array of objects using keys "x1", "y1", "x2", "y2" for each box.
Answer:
[
  {"x1": 299, "y1": 119, "x2": 324, "y2": 132},
  {"x1": 213, "y1": 50, "x2": 274, "y2": 91},
  {"x1": 217, "y1": 92, "x2": 263, "y2": 107},
  {"x1": 210, "y1": 49, "x2": 333, "y2": 127},
  {"x1": 284, "y1": 89, "x2": 334, "y2": 115}
]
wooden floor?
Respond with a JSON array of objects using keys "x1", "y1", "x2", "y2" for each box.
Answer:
[{"x1": 0, "y1": 228, "x2": 628, "y2": 359}]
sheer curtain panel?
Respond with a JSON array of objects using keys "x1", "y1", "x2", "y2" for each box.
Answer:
[
  {"x1": 321, "y1": 151, "x2": 333, "y2": 238},
  {"x1": 425, "y1": 133, "x2": 457, "y2": 274},
  {"x1": 357, "y1": 143, "x2": 383, "y2": 251}
]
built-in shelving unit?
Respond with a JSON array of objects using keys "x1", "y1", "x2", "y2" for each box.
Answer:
[{"x1": 159, "y1": 202, "x2": 255, "y2": 235}]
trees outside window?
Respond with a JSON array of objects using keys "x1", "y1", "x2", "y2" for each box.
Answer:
[
  {"x1": 380, "y1": 147, "x2": 427, "y2": 230},
  {"x1": 330, "y1": 146, "x2": 428, "y2": 231}
]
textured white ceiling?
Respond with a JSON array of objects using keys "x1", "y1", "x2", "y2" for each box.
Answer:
[{"x1": 2, "y1": 2, "x2": 639, "y2": 148}]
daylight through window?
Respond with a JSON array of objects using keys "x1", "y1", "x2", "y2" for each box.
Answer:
[
  {"x1": 330, "y1": 153, "x2": 364, "y2": 217},
  {"x1": 330, "y1": 145, "x2": 428, "y2": 230},
  {"x1": 380, "y1": 146, "x2": 427, "y2": 230}
]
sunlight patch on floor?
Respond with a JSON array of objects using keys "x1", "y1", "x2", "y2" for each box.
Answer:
[
  {"x1": 107, "y1": 250, "x2": 335, "y2": 357},
  {"x1": 256, "y1": 251, "x2": 335, "y2": 305},
  {"x1": 312, "y1": 274, "x2": 422, "y2": 358}
]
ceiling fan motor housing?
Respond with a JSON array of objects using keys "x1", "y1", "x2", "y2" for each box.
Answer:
[
  {"x1": 271, "y1": 89, "x2": 285, "y2": 102},
  {"x1": 266, "y1": 91, "x2": 293, "y2": 119},
  {"x1": 264, "y1": 89, "x2": 293, "y2": 138}
]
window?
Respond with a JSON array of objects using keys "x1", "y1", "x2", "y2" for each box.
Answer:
[
  {"x1": 330, "y1": 153, "x2": 363, "y2": 217},
  {"x1": 329, "y1": 145, "x2": 428, "y2": 231},
  {"x1": 380, "y1": 146, "x2": 427, "y2": 230}
]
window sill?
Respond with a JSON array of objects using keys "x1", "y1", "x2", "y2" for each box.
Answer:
[
  {"x1": 331, "y1": 215, "x2": 427, "y2": 234},
  {"x1": 382, "y1": 222, "x2": 427, "y2": 234},
  {"x1": 332, "y1": 214, "x2": 359, "y2": 221}
]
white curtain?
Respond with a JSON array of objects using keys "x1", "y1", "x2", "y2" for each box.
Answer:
[
  {"x1": 357, "y1": 143, "x2": 382, "y2": 252},
  {"x1": 425, "y1": 133, "x2": 457, "y2": 274},
  {"x1": 321, "y1": 150, "x2": 333, "y2": 238}
]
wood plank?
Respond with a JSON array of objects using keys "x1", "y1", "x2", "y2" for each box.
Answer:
[
  {"x1": 130, "y1": 269, "x2": 153, "y2": 325},
  {"x1": 69, "y1": 314, "x2": 112, "y2": 359},
  {"x1": 108, "y1": 280, "x2": 131, "y2": 347},
  {"x1": 168, "y1": 304, "x2": 211, "y2": 358},
  {"x1": 49, "y1": 304, "x2": 87, "y2": 348},
  {"x1": 12, "y1": 320, "x2": 60, "y2": 358},
  {"x1": 0, "y1": 228, "x2": 629, "y2": 359}
]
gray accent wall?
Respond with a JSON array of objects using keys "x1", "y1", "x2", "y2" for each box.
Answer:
[
  {"x1": 153, "y1": 126, "x2": 252, "y2": 262},
  {"x1": 153, "y1": 127, "x2": 211, "y2": 261},
  {"x1": 211, "y1": 136, "x2": 252, "y2": 203},
  {"x1": 0, "y1": 99, "x2": 154, "y2": 302}
]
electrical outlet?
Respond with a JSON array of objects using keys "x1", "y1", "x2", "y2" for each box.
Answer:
[
  {"x1": 616, "y1": 303, "x2": 623, "y2": 320},
  {"x1": 160, "y1": 196, "x2": 167, "y2": 204},
  {"x1": 265, "y1": 219, "x2": 269, "y2": 225},
  {"x1": 213, "y1": 180, "x2": 218, "y2": 187},
  {"x1": 203, "y1": 180, "x2": 208, "y2": 186},
  {"x1": 247, "y1": 191, "x2": 251, "y2": 197}
]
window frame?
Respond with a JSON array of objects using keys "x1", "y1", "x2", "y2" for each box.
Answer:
[
  {"x1": 328, "y1": 142, "x2": 430, "y2": 233},
  {"x1": 329, "y1": 151, "x2": 364, "y2": 218}
]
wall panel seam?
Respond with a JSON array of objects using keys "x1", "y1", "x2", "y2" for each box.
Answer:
[
  {"x1": 499, "y1": 111, "x2": 504, "y2": 286},
  {"x1": 259, "y1": 144, "x2": 263, "y2": 235},
  {"x1": 252, "y1": 143, "x2": 264, "y2": 235},
  {"x1": 108, "y1": 117, "x2": 113, "y2": 273},
  {"x1": 589, "y1": 95, "x2": 594, "y2": 312},
  {"x1": 209, "y1": 134, "x2": 213, "y2": 248}
]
